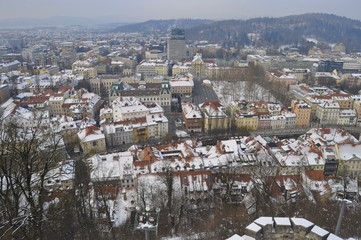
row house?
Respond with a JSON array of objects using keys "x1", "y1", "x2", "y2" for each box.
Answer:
[
  {"x1": 337, "y1": 109, "x2": 357, "y2": 126},
  {"x1": 102, "y1": 121, "x2": 134, "y2": 146},
  {"x1": 181, "y1": 102, "x2": 203, "y2": 133},
  {"x1": 331, "y1": 93, "x2": 353, "y2": 109},
  {"x1": 246, "y1": 102, "x2": 269, "y2": 114},
  {"x1": 234, "y1": 114, "x2": 259, "y2": 131},
  {"x1": 258, "y1": 115, "x2": 271, "y2": 130},
  {"x1": 353, "y1": 100, "x2": 361, "y2": 126},
  {"x1": 271, "y1": 128, "x2": 359, "y2": 176},
  {"x1": 284, "y1": 112, "x2": 297, "y2": 129},
  {"x1": 183, "y1": 100, "x2": 304, "y2": 133},
  {"x1": 270, "y1": 115, "x2": 286, "y2": 129},
  {"x1": 316, "y1": 100, "x2": 340, "y2": 125},
  {"x1": 99, "y1": 106, "x2": 113, "y2": 123},
  {"x1": 291, "y1": 99, "x2": 312, "y2": 127},
  {"x1": 48, "y1": 88, "x2": 101, "y2": 119}
]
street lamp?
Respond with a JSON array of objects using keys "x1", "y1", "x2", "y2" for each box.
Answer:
[{"x1": 135, "y1": 206, "x2": 160, "y2": 240}]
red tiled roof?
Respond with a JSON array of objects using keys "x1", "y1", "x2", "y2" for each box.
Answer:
[
  {"x1": 85, "y1": 125, "x2": 100, "y2": 137},
  {"x1": 305, "y1": 170, "x2": 325, "y2": 181},
  {"x1": 200, "y1": 101, "x2": 222, "y2": 110},
  {"x1": 42, "y1": 89, "x2": 54, "y2": 95},
  {"x1": 331, "y1": 93, "x2": 351, "y2": 98},
  {"x1": 318, "y1": 128, "x2": 331, "y2": 134},
  {"x1": 58, "y1": 86, "x2": 72, "y2": 93}
]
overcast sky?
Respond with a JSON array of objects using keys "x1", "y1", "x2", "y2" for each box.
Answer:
[{"x1": 1, "y1": 0, "x2": 361, "y2": 22}]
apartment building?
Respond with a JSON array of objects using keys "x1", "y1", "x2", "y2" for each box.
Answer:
[{"x1": 291, "y1": 99, "x2": 311, "y2": 127}]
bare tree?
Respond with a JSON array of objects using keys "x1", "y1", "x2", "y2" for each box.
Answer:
[
  {"x1": 156, "y1": 162, "x2": 188, "y2": 236},
  {"x1": 250, "y1": 149, "x2": 280, "y2": 215},
  {"x1": 0, "y1": 119, "x2": 65, "y2": 240}
]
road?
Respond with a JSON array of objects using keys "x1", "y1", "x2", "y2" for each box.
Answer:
[
  {"x1": 249, "y1": 127, "x2": 311, "y2": 137},
  {"x1": 192, "y1": 79, "x2": 219, "y2": 105},
  {"x1": 164, "y1": 106, "x2": 182, "y2": 138},
  {"x1": 250, "y1": 125, "x2": 361, "y2": 137}
]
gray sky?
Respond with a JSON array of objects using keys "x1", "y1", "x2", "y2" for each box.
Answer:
[{"x1": 1, "y1": 0, "x2": 361, "y2": 22}]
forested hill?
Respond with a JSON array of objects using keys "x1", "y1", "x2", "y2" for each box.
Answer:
[
  {"x1": 113, "y1": 19, "x2": 213, "y2": 33},
  {"x1": 113, "y1": 14, "x2": 361, "y2": 52},
  {"x1": 185, "y1": 13, "x2": 361, "y2": 52}
]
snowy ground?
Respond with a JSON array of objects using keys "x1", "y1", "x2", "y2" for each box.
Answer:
[
  {"x1": 212, "y1": 80, "x2": 278, "y2": 106},
  {"x1": 161, "y1": 232, "x2": 213, "y2": 240},
  {"x1": 113, "y1": 189, "x2": 137, "y2": 227},
  {"x1": 176, "y1": 130, "x2": 190, "y2": 138}
]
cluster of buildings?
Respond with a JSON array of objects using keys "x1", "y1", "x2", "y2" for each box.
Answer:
[
  {"x1": 291, "y1": 84, "x2": 361, "y2": 126},
  {"x1": 181, "y1": 99, "x2": 310, "y2": 133},
  {"x1": 0, "y1": 86, "x2": 104, "y2": 151},
  {"x1": 1, "y1": 89, "x2": 170, "y2": 155},
  {"x1": 230, "y1": 216, "x2": 343, "y2": 240},
  {"x1": 100, "y1": 96, "x2": 169, "y2": 147},
  {"x1": 268, "y1": 128, "x2": 361, "y2": 178},
  {"x1": 1, "y1": 25, "x2": 361, "y2": 238},
  {"x1": 135, "y1": 52, "x2": 244, "y2": 80},
  {"x1": 82, "y1": 127, "x2": 360, "y2": 225}
]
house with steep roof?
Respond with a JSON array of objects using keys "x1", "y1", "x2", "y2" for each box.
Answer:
[{"x1": 77, "y1": 125, "x2": 106, "y2": 154}]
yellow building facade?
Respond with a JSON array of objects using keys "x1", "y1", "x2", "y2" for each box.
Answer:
[
  {"x1": 291, "y1": 100, "x2": 311, "y2": 127},
  {"x1": 235, "y1": 115, "x2": 259, "y2": 130}
]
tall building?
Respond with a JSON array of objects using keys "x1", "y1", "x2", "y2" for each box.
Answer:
[
  {"x1": 167, "y1": 28, "x2": 186, "y2": 61},
  {"x1": 0, "y1": 84, "x2": 10, "y2": 104}
]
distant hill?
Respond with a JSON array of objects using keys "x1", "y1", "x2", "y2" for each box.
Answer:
[
  {"x1": 185, "y1": 13, "x2": 361, "y2": 52},
  {"x1": 113, "y1": 19, "x2": 213, "y2": 33}
]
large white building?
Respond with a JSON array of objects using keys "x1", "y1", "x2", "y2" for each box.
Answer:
[
  {"x1": 112, "y1": 97, "x2": 150, "y2": 121},
  {"x1": 316, "y1": 100, "x2": 340, "y2": 125},
  {"x1": 337, "y1": 109, "x2": 357, "y2": 126},
  {"x1": 136, "y1": 59, "x2": 169, "y2": 77},
  {"x1": 102, "y1": 97, "x2": 169, "y2": 145},
  {"x1": 169, "y1": 73, "x2": 194, "y2": 97}
]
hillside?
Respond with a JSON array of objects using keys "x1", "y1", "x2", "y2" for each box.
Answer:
[
  {"x1": 113, "y1": 19, "x2": 213, "y2": 33},
  {"x1": 186, "y1": 13, "x2": 361, "y2": 52}
]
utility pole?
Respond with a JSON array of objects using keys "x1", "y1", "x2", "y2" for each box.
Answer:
[
  {"x1": 145, "y1": 230, "x2": 150, "y2": 240},
  {"x1": 335, "y1": 200, "x2": 346, "y2": 236}
]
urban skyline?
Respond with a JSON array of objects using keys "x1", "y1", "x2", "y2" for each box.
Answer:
[{"x1": 1, "y1": 0, "x2": 361, "y2": 22}]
